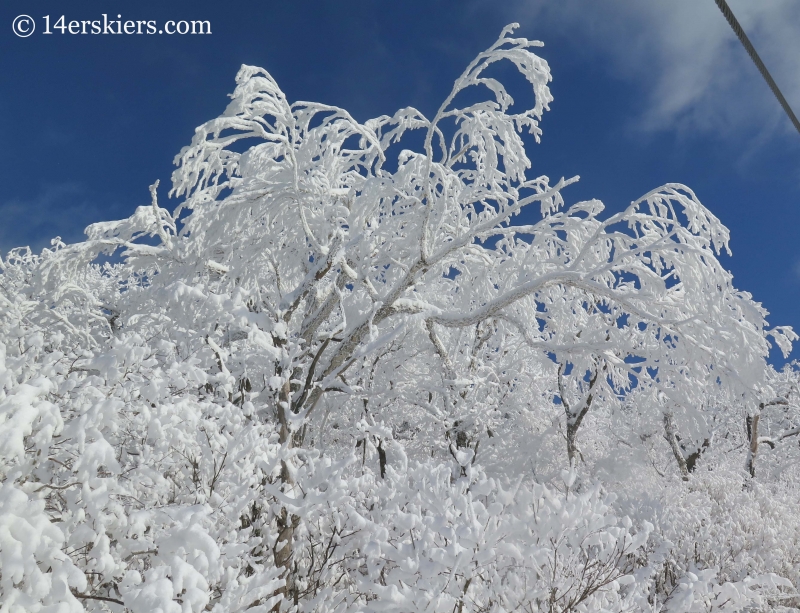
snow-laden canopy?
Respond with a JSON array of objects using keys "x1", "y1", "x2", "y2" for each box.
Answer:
[{"x1": 2, "y1": 24, "x2": 800, "y2": 613}]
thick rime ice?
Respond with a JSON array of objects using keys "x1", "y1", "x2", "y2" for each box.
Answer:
[{"x1": 1, "y1": 24, "x2": 800, "y2": 613}]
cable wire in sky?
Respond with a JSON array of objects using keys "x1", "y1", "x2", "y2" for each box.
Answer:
[{"x1": 714, "y1": 0, "x2": 800, "y2": 135}]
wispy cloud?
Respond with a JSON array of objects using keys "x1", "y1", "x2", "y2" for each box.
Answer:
[
  {"x1": 0, "y1": 183, "x2": 103, "y2": 255},
  {"x1": 511, "y1": 0, "x2": 800, "y2": 138}
]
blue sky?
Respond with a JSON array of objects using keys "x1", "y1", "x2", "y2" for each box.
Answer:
[{"x1": 2, "y1": 0, "x2": 800, "y2": 363}]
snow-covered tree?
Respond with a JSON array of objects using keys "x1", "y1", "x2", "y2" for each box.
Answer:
[{"x1": 1, "y1": 24, "x2": 798, "y2": 613}]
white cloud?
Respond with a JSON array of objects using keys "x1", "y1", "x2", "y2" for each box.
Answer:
[
  {"x1": 0, "y1": 183, "x2": 102, "y2": 255},
  {"x1": 511, "y1": 0, "x2": 800, "y2": 138}
]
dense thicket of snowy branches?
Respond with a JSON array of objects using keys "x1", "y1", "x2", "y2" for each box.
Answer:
[{"x1": 2, "y1": 24, "x2": 800, "y2": 613}]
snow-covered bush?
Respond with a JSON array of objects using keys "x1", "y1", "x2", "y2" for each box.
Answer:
[{"x1": 2, "y1": 24, "x2": 799, "y2": 612}]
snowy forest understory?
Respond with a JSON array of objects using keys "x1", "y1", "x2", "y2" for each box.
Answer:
[{"x1": 4, "y1": 25, "x2": 800, "y2": 613}]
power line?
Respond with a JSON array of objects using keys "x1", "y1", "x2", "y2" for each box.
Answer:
[{"x1": 714, "y1": 0, "x2": 800, "y2": 135}]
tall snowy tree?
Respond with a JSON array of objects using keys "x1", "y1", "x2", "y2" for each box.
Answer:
[{"x1": 1, "y1": 24, "x2": 798, "y2": 613}]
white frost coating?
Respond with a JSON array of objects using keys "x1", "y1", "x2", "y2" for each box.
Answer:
[
  {"x1": 0, "y1": 482, "x2": 86, "y2": 613},
  {"x1": 0, "y1": 23, "x2": 799, "y2": 613},
  {"x1": 0, "y1": 380, "x2": 58, "y2": 463}
]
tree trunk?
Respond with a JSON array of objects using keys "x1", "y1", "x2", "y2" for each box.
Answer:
[
  {"x1": 745, "y1": 413, "x2": 760, "y2": 478},
  {"x1": 273, "y1": 502, "x2": 298, "y2": 608},
  {"x1": 663, "y1": 411, "x2": 689, "y2": 481},
  {"x1": 273, "y1": 380, "x2": 299, "y2": 610},
  {"x1": 566, "y1": 423, "x2": 580, "y2": 468},
  {"x1": 558, "y1": 363, "x2": 598, "y2": 469},
  {"x1": 684, "y1": 438, "x2": 710, "y2": 473}
]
